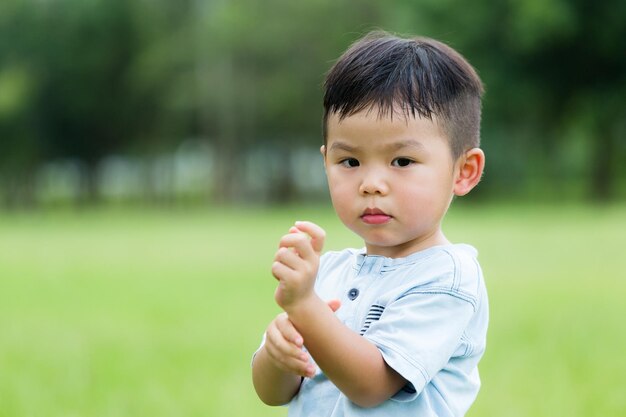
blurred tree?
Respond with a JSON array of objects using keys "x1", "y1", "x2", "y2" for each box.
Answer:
[
  {"x1": 0, "y1": 1, "x2": 44, "y2": 207},
  {"x1": 387, "y1": 0, "x2": 626, "y2": 200},
  {"x1": 124, "y1": 0, "x2": 197, "y2": 201},
  {"x1": 191, "y1": 0, "x2": 383, "y2": 202},
  {"x1": 0, "y1": 0, "x2": 624, "y2": 206},
  {"x1": 0, "y1": 0, "x2": 140, "y2": 204},
  {"x1": 512, "y1": 0, "x2": 626, "y2": 200},
  {"x1": 36, "y1": 0, "x2": 137, "y2": 202}
]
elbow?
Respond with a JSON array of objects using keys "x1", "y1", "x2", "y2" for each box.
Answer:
[
  {"x1": 253, "y1": 385, "x2": 294, "y2": 407},
  {"x1": 347, "y1": 363, "x2": 407, "y2": 408},
  {"x1": 258, "y1": 396, "x2": 290, "y2": 407},
  {"x1": 346, "y1": 374, "x2": 406, "y2": 408},
  {"x1": 253, "y1": 381, "x2": 297, "y2": 407},
  {"x1": 348, "y1": 387, "x2": 390, "y2": 409},
  {"x1": 352, "y1": 398, "x2": 383, "y2": 409},
  {"x1": 252, "y1": 374, "x2": 301, "y2": 407}
]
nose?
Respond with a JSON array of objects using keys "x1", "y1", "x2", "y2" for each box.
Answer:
[{"x1": 358, "y1": 168, "x2": 389, "y2": 196}]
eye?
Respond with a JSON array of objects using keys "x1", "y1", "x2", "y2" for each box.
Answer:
[
  {"x1": 340, "y1": 158, "x2": 360, "y2": 168},
  {"x1": 392, "y1": 158, "x2": 414, "y2": 167}
]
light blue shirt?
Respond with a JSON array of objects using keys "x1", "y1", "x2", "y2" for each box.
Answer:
[{"x1": 287, "y1": 244, "x2": 489, "y2": 417}]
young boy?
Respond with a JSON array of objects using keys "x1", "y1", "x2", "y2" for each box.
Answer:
[{"x1": 252, "y1": 31, "x2": 488, "y2": 417}]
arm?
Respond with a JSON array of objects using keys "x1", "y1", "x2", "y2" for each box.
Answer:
[
  {"x1": 252, "y1": 302, "x2": 342, "y2": 405},
  {"x1": 251, "y1": 313, "x2": 310, "y2": 406},
  {"x1": 272, "y1": 222, "x2": 407, "y2": 408}
]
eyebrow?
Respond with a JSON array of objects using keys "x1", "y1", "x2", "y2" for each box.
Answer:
[
  {"x1": 328, "y1": 139, "x2": 425, "y2": 153},
  {"x1": 328, "y1": 141, "x2": 357, "y2": 153}
]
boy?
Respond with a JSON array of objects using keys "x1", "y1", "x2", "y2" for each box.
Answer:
[{"x1": 252, "y1": 31, "x2": 488, "y2": 417}]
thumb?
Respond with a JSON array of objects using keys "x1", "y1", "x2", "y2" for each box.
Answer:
[{"x1": 326, "y1": 299, "x2": 341, "y2": 312}]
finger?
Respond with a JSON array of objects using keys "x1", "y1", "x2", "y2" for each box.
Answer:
[
  {"x1": 274, "y1": 247, "x2": 304, "y2": 271},
  {"x1": 266, "y1": 320, "x2": 307, "y2": 360},
  {"x1": 265, "y1": 327, "x2": 312, "y2": 376},
  {"x1": 265, "y1": 339, "x2": 311, "y2": 376},
  {"x1": 326, "y1": 299, "x2": 341, "y2": 312},
  {"x1": 278, "y1": 233, "x2": 316, "y2": 262},
  {"x1": 271, "y1": 260, "x2": 297, "y2": 281},
  {"x1": 276, "y1": 314, "x2": 304, "y2": 347},
  {"x1": 294, "y1": 221, "x2": 326, "y2": 253},
  {"x1": 270, "y1": 349, "x2": 314, "y2": 377}
]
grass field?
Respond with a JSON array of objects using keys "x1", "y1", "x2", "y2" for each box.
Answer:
[{"x1": 1, "y1": 203, "x2": 625, "y2": 417}]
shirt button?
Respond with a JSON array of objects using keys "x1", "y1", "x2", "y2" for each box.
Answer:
[{"x1": 348, "y1": 288, "x2": 359, "y2": 300}]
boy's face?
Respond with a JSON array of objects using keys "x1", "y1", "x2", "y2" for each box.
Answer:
[{"x1": 323, "y1": 108, "x2": 462, "y2": 258}]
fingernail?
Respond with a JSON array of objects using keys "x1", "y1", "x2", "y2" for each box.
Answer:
[{"x1": 295, "y1": 337, "x2": 303, "y2": 346}]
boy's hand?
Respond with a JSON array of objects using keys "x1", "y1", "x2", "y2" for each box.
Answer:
[
  {"x1": 272, "y1": 221, "x2": 325, "y2": 310},
  {"x1": 264, "y1": 300, "x2": 341, "y2": 378},
  {"x1": 265, "y1": 312, "x2": 315, "y2": 378}
]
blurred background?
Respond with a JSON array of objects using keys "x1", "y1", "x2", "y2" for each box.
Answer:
[
  {"x1": 1, "y1": 0, "x2": 625, "y2": 207},
  {"x1": 1, "y1": 1, "x2": 625, "y2": 416}
]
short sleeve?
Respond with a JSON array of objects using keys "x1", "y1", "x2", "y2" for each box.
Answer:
[
  {"x1": 363, "y1": 291, "x2": 474, "y2": 401},
  {"x1": 250, "y1": 332, "x2": 267, "y2": 367}
]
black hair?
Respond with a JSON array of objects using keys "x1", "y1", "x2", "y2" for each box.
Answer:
[{"x1": 323, "y1": 31, "x2": 484, "y2": 158}]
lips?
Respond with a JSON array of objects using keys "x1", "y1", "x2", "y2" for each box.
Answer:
[{"x1": 361, "y1": 208, "x2": 392, "y2": 225}]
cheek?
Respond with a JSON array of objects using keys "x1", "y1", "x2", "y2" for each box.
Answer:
[
  {"x1": 327, "y1": 182, "x2": 353, "y2": 217},
  {"x1": 397, "y1": 181, "x2": 443, "y2": 213},
  {"x1": 329, "y1": 185, "x2": 349, "y2": 209},
  {"x1": 327, "y1": 172, "x2": 348, "y2": 198}
]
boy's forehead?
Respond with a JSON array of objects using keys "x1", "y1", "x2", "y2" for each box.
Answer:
[{"x1": 326, "y1": 108, "x2": 445, "y2": 144}]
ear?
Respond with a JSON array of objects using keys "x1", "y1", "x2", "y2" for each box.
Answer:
[
  {"x1": 453, "y1": 148, "x2": 485, "y2": 196},
  {"x1": 320, "y1": 145, "x2": 327, "y2": 167}
]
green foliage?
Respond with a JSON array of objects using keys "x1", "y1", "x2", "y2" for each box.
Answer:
[
  {"x1": 0, "y1": 0, "x2": 625, "y2": 204},
  {"x1": 0, "y1": 204, "x2": 625, "y2": 416}
]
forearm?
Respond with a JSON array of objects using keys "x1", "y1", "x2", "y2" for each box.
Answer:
[
  {"x1": 271, "y1": 221, "x2": 404, "y2": 406},
  {"x1": 286, "y1": 295, "x2": 406, "y2": 408},
  {"x1": 252, "y1": 346, "x2": 302, "y2": 406}
]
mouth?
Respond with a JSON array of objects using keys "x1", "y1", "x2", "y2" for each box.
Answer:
[{"x1": 361, "y1": 208, "x2": 392, "y2": 225}]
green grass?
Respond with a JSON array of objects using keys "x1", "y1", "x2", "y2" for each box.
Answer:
[{"x1": 1, "y1": 203, "x2": 625, "y2": 417}]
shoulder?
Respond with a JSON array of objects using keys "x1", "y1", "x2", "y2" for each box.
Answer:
[
  {"x1": 436, "y1": 244, "x2": 482, "y2": 285},
  {"x1": 438, "y1": 244, "x2": 484, "y2": 297},
  {"x1": 386, "y1": 244, "x2": 484, "y2": 311}
]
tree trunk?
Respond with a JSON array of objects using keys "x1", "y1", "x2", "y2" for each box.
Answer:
[
  {"x1": 269, "y1": 147, "x2": 297, "y2": 203},
  {"x1": 589, "y1": 119, "x2": 614, "y2": 201},
  {"x1": 212, "y1": 145, "x2": 240, "y2": 203},
  {"x1": 1, "y1": 169, "x2": 37, "y2": 210}
]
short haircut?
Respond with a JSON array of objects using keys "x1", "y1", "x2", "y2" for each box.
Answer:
[{"x1": 323, "y1": 31, "x2": 484, "y2": 159}]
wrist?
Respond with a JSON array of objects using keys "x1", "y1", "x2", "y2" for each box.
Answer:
[{"x1": 283, "y1": 293, "x2": 325, "y2": 326}]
